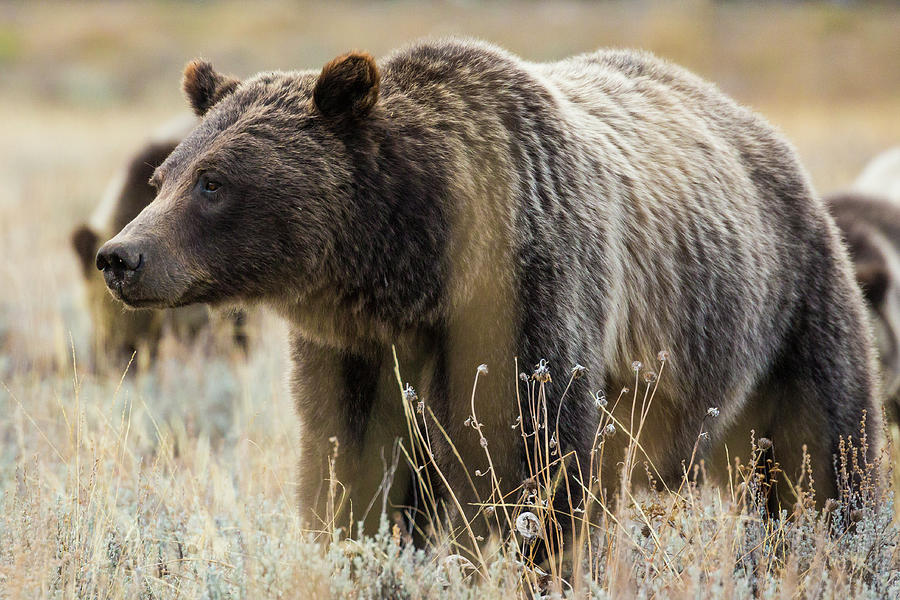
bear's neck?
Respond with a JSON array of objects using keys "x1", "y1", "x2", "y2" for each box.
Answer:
[{"x1": 297, "y1": 107, "x2": 460, "y2": 344}]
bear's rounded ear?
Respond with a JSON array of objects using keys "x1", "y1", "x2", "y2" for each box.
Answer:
[
  {"x1": 182, "y1": 59, "x2": 240, "y2": 117},
  {"x1": 71, "y1": 224, "x2": 99, "y2": 276},
  {"x1": 313, "y1": 51, "x2": 380, "y2": 119}
]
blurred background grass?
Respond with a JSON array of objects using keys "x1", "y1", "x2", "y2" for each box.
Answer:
[
  {"x1": 2, "y1": 1, "x2": 899, "y2": 373},
  {"x1": 0, "y1": 2, "x2": 898, "y2": 595}
]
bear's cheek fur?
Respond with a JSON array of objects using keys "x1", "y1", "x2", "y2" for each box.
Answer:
[
  {"x1": 206, "y1": 182, "x2": 341, "y2": 302},
  {"x1": 130, "y1": 195, "x2": 297, "y2": 306}
]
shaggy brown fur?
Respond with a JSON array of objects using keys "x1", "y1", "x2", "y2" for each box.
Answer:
[{"x1": 96, "y1": 39, "x2": 881, "y2": 534}]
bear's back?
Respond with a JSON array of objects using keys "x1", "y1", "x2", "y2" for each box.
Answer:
[
  {"x1": 383, "y1": 40, "x2": 808, "y2": 221},
  {"x1": 537, "y1": 47, "x2": 796, "y2": 180}
]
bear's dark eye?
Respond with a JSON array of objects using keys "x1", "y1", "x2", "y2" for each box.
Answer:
[{"x1": 197, "y1": 174, "x2": 223, "y2": 199}]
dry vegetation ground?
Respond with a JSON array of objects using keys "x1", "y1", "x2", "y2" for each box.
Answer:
[{"x1": 1, "y1": 1, "x2": 900, "y2": 598}]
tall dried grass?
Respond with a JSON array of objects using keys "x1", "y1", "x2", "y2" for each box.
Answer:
[{"x1": 1, "y1": 339, "x2": 897, "y2": 598}]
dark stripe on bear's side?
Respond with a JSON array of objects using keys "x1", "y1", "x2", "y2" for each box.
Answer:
[
  {"x1": 402, "y1": 323, "x2": 451, "y2": 541},
  {"x1": 340, "y1": 349, "x2": 382, "y2": 446},
  {"x1": 499, "y1": 72, "x2": 597, "y2": 524}
]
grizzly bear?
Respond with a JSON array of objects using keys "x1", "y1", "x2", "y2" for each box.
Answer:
[
  {"x1": 72, "y1": 116, "x2": 248, "y2": 366},
  {"x1": 96, "y1": 39, "x2": 880, "y2": 533},
  {"x1": 828, "y1": 191, "x2": 900, "y2": 421}
]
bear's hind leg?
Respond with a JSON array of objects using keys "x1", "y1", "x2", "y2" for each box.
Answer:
[{"x1": 762, "y1": 280, "x2": 882, "y2": 510}]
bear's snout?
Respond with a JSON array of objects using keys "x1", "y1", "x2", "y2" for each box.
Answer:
[
  {"x1": 94, "y1": 235, "x2": 194, "y2": 308},
  {"x1": 96, "y1": 241, "x2": 143, "y2": 288}
]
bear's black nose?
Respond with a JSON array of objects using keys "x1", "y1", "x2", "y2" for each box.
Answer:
[{"x1": 96, "y1": 242, "x2": 143, "y2": 274}]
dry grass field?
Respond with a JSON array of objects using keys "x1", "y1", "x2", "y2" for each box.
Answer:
[{"x1": 1, "y1": 1, "x2": 900, "y2": 598}]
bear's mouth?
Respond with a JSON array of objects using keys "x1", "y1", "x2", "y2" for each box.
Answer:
[
  {"x1": 107, "y1": 284, "x2": 169, "y2": 309},
  {"x1": 101, "y1": 256, "x2": 203, "y2": 310},
  {"x1": 110, "y1": 279, "x2": 212, "y2": 310},
  {"x1": 103, "y1": 274, "x2": 175, "y2": 309}
]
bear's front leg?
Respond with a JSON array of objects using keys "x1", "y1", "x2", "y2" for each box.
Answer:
[
  {"x1": 290, "y1": 336, "x2": 384, "y2": 533},
  {"x1": 291, "y1": 335, "x2": 417, "y2": 535}
]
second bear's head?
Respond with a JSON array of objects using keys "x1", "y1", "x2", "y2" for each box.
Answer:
[{"x1": 96, "y1": 51, "x2": 445, "y2": 316}]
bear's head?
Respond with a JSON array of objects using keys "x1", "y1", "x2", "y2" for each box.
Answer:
[
  {"x1": 95, "y1": 52, "x2": 385, "y2": 311},
  {"x1": 72, "y1": 135, "x2": 192, "y2": 361}
]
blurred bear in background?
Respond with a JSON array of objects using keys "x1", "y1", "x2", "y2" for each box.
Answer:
[
  {"x1": 71, "y1": 115, "x2": 249, "y2": 370},
  {"x1": 828, "y1": 191, "x2": 900, "y2": 422},
  {"x1": 829, "y1": 178, "x2": 900, "y2": 507},
  {"x1": 852, "y1": 147, "x2": 900, "y2": 205}
]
